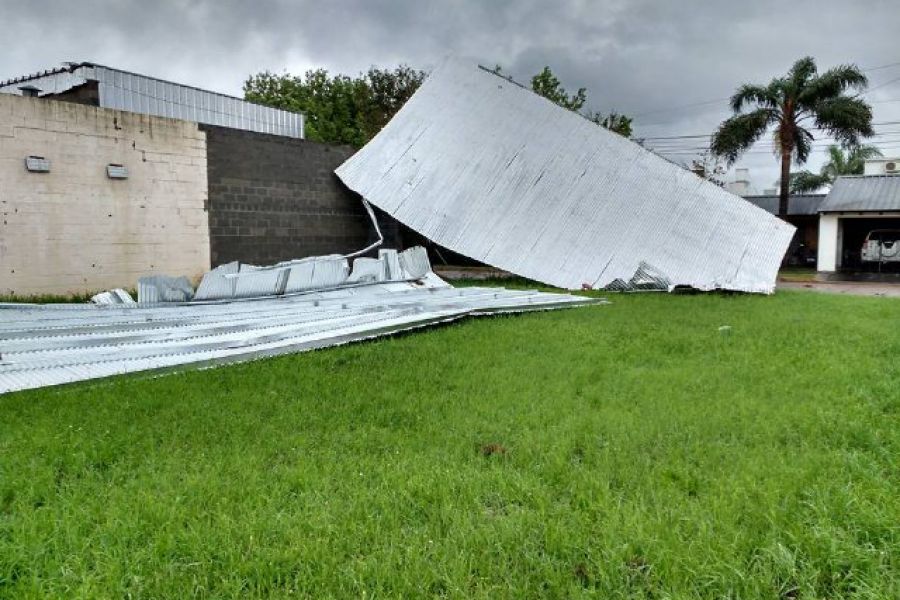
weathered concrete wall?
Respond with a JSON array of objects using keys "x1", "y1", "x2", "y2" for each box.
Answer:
[
  {"x1": 0, "y1": 94, "x2": 210, "y2": 295},
  {"x1": 203, "y1": 126, "x2": 372, "y2": 266}
]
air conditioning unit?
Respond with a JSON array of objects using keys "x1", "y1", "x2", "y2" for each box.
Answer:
[{"x1": 886, "y1": 161, "x2": 898, "y2": 173}]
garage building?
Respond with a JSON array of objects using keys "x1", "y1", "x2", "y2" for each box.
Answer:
[{"x1": 817, "y1": 174, "x2": 900, "y2": 272}]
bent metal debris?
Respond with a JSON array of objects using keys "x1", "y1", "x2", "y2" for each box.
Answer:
[{"x1": 0, "y1": 246, "x2": 600, "y2": 394}]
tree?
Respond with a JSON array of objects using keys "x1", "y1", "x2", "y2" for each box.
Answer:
[
  {"x1": 711, "y1": 57, "x2": 873, "y2": 216},
  {"x1": 356, "y1": 66, "x2": 425, "y2": 140},
  {"x1": 244, "y1": 65, "x2": 425, "y2": 147},
  {"x1": 530, "y1": 66, "x2": 587, "y2": 111},
  {"x1": 688, "y1": 150, "x2": 727, "y2": 187},
  {"x1": 587, "y1": 111, "x2": 633, "y2": 138},
  {"x1": 790, "y1": 144, "x2": 883, "y2": 192},
  {"x1": 493, "y1": 65, "x2": 633, "y2": 137}
]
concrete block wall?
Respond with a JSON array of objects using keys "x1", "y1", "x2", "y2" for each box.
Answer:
[
  {"x1": 0, "y1": 94, "x2": 210, "y2": 295},
  {"x1": 202, "y1": 126, "x2": 372, "y2": 266}
]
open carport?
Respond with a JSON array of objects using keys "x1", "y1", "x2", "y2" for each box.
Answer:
[{"x1": 817, "y1": 175, "x2": 900, "y2": 273}]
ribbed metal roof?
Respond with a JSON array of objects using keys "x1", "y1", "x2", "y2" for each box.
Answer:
[
  {"x1": 742, "y1": 194, "x2": 826, "y2": 216},
  {"x1": 0, "y1": 61, "x2": 304, "y2": 138},
  {"x1": 336, "y1": 58, "x2": 794, "y2": 294},
  {"x1": 0, "y1": 64, "x2": 72, "y2": 87},
  {"x1": 819, "y1": 175, "x2": 900, "y2": 212},
  {"x1": 0, "y1": 280, "x2": 598, "y2": 394}
]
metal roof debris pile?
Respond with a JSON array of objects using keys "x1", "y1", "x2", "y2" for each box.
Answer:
[
  {"x1": 0, "y1": 247, "x2": 599, "y2": 394},
  {"x1": 336, "y1": 58, "x2": 795, "y2": 293}
]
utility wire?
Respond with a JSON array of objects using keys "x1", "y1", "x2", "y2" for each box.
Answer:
[
  {"x1": 637, "y1": 121, "x2": 900, "y2": 141},
  {"x1": 629, "y1": 59, "x2": 900, "y2": 120}
]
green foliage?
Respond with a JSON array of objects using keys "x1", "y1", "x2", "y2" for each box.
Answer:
[
  {"x1": 586, "y1": 110, "x2": 634, "y2": 138},
  {"x1": 0, "y1": 292, "x2": 94, "y2": 304},
  {"x1": 530, "y1": 66, "x2": 587, "y2": 111},
  {"x1": 789, "y1": 170, "x2": 832, "y2": 194},
  {"x1": 493, "y1": 65, "x2": 634, "y2": 137},
  {"x1": 244, "y1": 65, "x2": 425, "y2": 147},
  {"x1": 1, "y1": 291, "x2": 898, "y2": 598},
  {"x1": 247, "y1": 62, "x2": 634, "y2": 144},
  {"x1": 712, "y1": 56, "x2": 873, "y2": 214},
  {"x1": 791, "y1": 145, "x2": 883, "y2": 193},
  {"x1": 687, "y1": 150, "x2": 728, "y2": 186}
]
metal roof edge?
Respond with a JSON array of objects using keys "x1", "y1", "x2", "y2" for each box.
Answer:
[{"x1": 1, "y1": 61, "x2": 303, "y2": 116}]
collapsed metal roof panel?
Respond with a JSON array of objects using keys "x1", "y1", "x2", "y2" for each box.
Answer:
[
  {"x1": 336, "y1": 59, "x2": 794, "y2": 293},
  {"x1": 0, "y1": 281, "x2": 598, "y2": 394},
  {"x1": 820, "y1": 175, "x2": 900, "y2": 213}
]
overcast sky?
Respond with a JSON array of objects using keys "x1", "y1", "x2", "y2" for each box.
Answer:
[{"x1": 3, "y1": 0, "x2": 900, "y2": 191}]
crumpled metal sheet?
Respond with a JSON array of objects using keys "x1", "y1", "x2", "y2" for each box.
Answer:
[
  {"x1": 603, "y1": 262, "x2": 672, "y2": 292},
  {"x1": 137, "y1": 276, "x2": 194, "y2": 303},
  {"x1": 90, "y1": 289, "x2": 135, "y2": 305},
  {"x1": 186, "y1": 246, "x2": 439, "y2": 303},
  {"x1": 398, "y1": 246, "x2": 431, "y2": 279},
  {"x1": 284, "y1": 257, "x2": 350, "y2": 293},
  {"x1": 0, "y1": 279, "x2": 601, "y2": 394},
  {"x1": 336, "y1": 58, "x2": 795, "y2": 293}
]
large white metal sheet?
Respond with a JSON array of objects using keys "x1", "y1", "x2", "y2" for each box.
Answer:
[
  {"x1": 0, "y1": 280, "x2": 598, "y2": 394},
  {"x1": 336, "y1": 59, "x2": 795, "y2": 293}
]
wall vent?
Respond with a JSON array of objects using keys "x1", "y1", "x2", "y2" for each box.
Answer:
[
  {"x1": 24, "y1": 156, "x2": 50, "y2": 173},
  {"x1": 106, "y1": 164, "x2": 129, "y2": 179}
]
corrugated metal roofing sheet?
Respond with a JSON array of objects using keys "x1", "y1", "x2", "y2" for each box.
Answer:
[
  {"x1": 742, "y1": 194, "x2": 825, "y2": 216},
  {"x1": 336, "y1": 58, "x2": 795, "y2": 294},
  {"x1": 819, "y1": 175, "x2": 900, "y2": 212},
  {"x1": 0, "y1": 280, "x2": 599, "y2": 394},
  {"x1": 0, "y1": 62, "x2": 304, "y2": 138}
]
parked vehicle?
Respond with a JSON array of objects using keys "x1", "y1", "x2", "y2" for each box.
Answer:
[{"x1": 861, "y1": 230, "x2": 900, "y2": 263}]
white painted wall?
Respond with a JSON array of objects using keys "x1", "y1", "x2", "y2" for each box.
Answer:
[
  {"x1": 863, "y1": 158, "x2": 900, "y2": 175},
  {"x1": 817, "y1": 214, "x2": 840, "y2": 271},
  {"x1": 0, "y1": 94, "x2": 210, "y2": 295}
]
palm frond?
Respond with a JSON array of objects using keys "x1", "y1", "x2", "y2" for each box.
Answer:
[
  {"x1": 798, "y1": 64, "x2": 868, "y2": 110},
  {"x1": 729, "y1": 84, "x2": 779, "y2": 112},
  {"x1": 849, "y1": 145, "x2": 883, "y2": 161},
  {"x1": 793, "y1": 127, "x2": 815, "y2": 163},
  {"x1": 788, "y1": 56, "x2": 818, "y2": 89},
  {"x1": 820, "y1": 145, "x2": 846, "y2": 179},
  {"x1": 813, "y1": 96, "x2": 874, "y2": 146},
  {"x1": 790, "y1": 170, "x2": 831, "y2": 193},
  {"x1": 711, "y1": 108, "x2": 775, "y2": 164},
  {"x1": 846, "y1": 145, "x2": 883, "y2": 174}
]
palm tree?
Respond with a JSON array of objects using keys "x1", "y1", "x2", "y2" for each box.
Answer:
[
  {"x1": 790, "y1": 144, "x2": 883, "y2": 192},
  {"x1": 711, "y1": 57, "x2": 874, "y2": 216}
]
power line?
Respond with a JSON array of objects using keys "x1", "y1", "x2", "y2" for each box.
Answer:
[
  {"x1": 629, "y1": 59, "x2": 900, "y2": 120},
  {"x1": 648, "y1": 134, "x2": 900, "y2": 157},
  {"x1": 637, "y1": 120, "x2": 900, "y2": 141},
  {"x1": 632, "y1": 97, "x2": 729, "y2": 118},
  {"x1": 862, "y1": 60, "x2": 900, "y2": 72},
  {"x1": 643, "y1": 129, "x2": 900, "y2": 145},
  {"x1": 647, "y1": 132, "x2": 900, "y2": 149},
  {"x1": 864, "y1": 74, "x2": 900, "y2": 94}
]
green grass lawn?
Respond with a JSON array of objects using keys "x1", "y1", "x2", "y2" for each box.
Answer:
[{"x1": 1, "y1": 290, "x2": 898, "y2": 599}]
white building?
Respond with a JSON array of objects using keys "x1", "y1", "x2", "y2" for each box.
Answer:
[{"x1": 817, "y1": 159, "x2": 900, "y2": 272}]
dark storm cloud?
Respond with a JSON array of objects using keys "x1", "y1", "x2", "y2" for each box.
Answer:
[{"x1": 3, "y1": 0, "x2": 900, "y2": 188}]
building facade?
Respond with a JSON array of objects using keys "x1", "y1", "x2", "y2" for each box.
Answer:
[
  {"x1": 0, "y1": 93, "x2": 210, "y2": 295},
  {"x1": 817, "y1": 175, "x2": 900, "y2": 272},
  {"x1": 0, "y1": 65, "x2": 371, "y2": 296}
]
